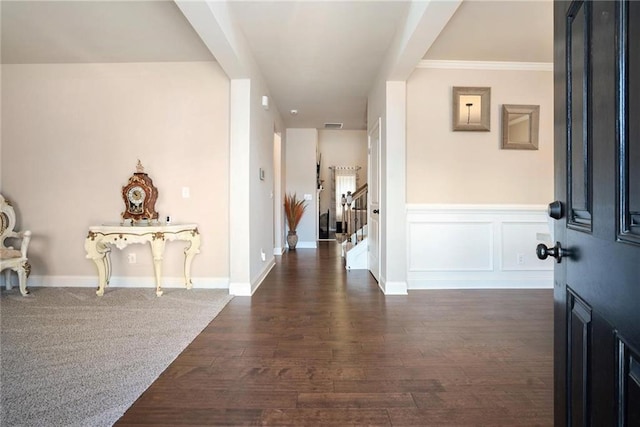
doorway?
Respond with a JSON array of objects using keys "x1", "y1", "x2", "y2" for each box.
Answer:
[{"x1": 316, "y1": 130, "x2": 368, "y2": 244}]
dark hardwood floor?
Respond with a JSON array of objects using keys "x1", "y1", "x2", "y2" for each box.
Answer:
[{"x1": 117, "y1": 242, "x2": 553, "y2": 426}]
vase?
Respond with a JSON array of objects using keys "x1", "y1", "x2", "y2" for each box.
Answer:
[{"x1": 287, "y1": 230, "x2": 298, "y2": 250}]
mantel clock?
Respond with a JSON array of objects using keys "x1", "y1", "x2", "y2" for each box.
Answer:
[{"x1": 121, "y1": 160, "x2": 158, "y2": 222}]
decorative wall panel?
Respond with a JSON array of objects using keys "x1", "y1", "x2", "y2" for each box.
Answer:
[{"x1": 407, "y1": 205, "x2": 553, "y2": 289}]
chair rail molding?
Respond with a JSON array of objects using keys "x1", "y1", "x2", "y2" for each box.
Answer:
[{"x1": 406, "y1": 204, "x2": 553, "y2": 289}]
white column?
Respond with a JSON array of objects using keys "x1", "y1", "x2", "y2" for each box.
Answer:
[
  {"x1": 229, "y1": 79, "x2": 252, "y2": 295},
  {"x1": 383, "y1": 81, "x2": 408, "y2": 295}
]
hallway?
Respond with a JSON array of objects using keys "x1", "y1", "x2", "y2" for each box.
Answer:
[{"x1": 117, "y1": 242, "x2": 553, "y2": 426}]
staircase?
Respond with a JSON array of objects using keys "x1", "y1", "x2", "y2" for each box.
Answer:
[{"x1": 339, "y1": 184, "x2": 368, "y2": 270}]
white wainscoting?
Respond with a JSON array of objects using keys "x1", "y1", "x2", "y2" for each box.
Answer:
[{"x1": 407, "y1": 204, "x2": 553, "y2": 289}]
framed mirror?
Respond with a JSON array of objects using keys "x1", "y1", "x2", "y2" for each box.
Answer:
[
  {"x1": 452, "y1": 87, "x2": 491, "y2": 131},
  {"x1": 501, "y1": 104, "x2": 540, "y2": 150}
]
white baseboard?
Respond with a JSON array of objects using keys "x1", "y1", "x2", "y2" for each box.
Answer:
[
  {"x1": 229, "y1": 258, "x2": 276, "y2": 296},
  {"x1": 379, "y1": 276, "x2": 408, "y2": 295},
  {"x1": 408, "y1": 275, "x2": 553, "y2": 290},
  {"x1": 383, "y1": 281, "x2": 408, "y2": 295},
  {"x1": 251, "y1": 258, "x2": 275, "y2": 295},
  {"x1": 294, "y1": 241, "x2": 317, "y2": 249},
  {"x1": 274, "y1": 247, "x2": 285, "y2": 255},
  {"x1": 21, "y1": 275, "x2": 230, "y2": 289},
  {"x1": 229, "y1": 281, "x2": 251, "y2": 296}
]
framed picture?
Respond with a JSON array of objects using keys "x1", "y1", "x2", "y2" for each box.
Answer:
[
  {"x1": 452, "y1": 87, "x2": 491, "y2": 131},
  {"x1": 501, "y1": 104, "x2": 540, "y2": 150}
]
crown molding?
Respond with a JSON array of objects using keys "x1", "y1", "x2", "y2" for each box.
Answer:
[{"x1": 417, "y1": 60, "x2": 553, "y2": 72}]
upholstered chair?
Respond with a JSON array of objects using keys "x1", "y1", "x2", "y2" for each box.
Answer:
[{"x1": 0, "y1": 194, "x2": 31, "y2": 295}]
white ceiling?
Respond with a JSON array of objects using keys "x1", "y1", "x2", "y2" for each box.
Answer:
[
  {"x1": 424, "y1": 0, "x2": 553, "y2": 62},
  {"x1": 0, "y1": 1, "x2": 214, "y2": 63},
  {"x1": 1, "y1": 0, "x2": 553, "y2": 130},
  {"x1": 227, "y1": 1, "x2": 410, "y2": 130}
]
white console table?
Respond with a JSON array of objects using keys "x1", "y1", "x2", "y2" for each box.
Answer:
[{"x1": 85, "y1": 223, "x2": 200, "y2": 296}]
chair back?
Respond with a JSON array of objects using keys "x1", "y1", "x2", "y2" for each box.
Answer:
[{"x1": 0, "y1": 194, "x2": 18, "y2": 248}]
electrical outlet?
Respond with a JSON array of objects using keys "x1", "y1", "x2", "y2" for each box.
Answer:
[
  {"x1": 182, "y1": 187, "x2": 190, "y2": 198},
  {"x1": 261, "y1": 250, "x2": 266, "y2": 262},
  {"x1": 516, "y1": 253, "x2": 525, "y2": 265},
  {"x1": 128, "y1": 253, "x2": 137, "y2": 264}
]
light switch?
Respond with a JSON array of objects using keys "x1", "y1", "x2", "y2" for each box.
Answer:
[{"x1": 304, "y1": 194, "x2": 312, "y2": 201}]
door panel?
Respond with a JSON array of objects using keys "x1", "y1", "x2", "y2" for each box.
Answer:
[
  {"x1": 553, "y1": 1, "x2": 640, "y2": 425},
  {"x1": 618, "y1": 341, "x2": 640, "y2": 424},
  {"x1": 620, "y1": 0, "x2": 640, "y2": 245},
  {"x1": 567, "y1": 289, "x2": 591, "y2": 427},
  {"x1": 567, "y1": 0, "x2": 592, "y2": 230}
]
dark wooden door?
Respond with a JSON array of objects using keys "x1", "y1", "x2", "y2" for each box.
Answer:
[{"x1": 552, "y1": 1, "x2": 640, "y2": 425}]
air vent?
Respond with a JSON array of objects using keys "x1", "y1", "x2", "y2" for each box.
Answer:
[{"x1": 324, "y1": 122, "x2": 343, "y2": 130}]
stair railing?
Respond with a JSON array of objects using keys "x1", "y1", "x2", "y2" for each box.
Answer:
[{"x1": 342, "y1": 184, "x2": 367, "y2": 245}]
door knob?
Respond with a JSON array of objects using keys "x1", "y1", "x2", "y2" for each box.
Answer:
[
  {"x1": 372, "y1": 209, "x2": 379, "y2": 214},
  {"x1": 548, "y1": 201, "x2": 564, "y2": 220},
  {"x1": 536, "y1": 241, "x2": 569, "y2": 263}
]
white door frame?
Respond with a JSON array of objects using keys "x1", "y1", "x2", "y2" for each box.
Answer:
[
  {"x1": 368, "y1": 117, "x2": 381, "y2": 281},
  {"x1": 272, "y1": 131, "x2": 284, "y2": 255}
]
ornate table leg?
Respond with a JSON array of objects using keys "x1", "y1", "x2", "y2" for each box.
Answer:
[
  {"x1": 104, "y1": 248, "x2": 112, "y2": 286},
  {"x1": 183, "y1": 228, "x2": 201, "y2": 289},
  {"x1": 150, "y1": 233, "x2": 167, "y2": 297},
  {"x1": 85, "y1": 233, "x2": 110, "y2": 296}
]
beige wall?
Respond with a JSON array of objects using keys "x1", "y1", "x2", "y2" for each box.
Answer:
[
  {"x1": 285, "y1": 128, "x2": 317, "y2": 247},
  {"x1": 1, "y1": 61, "x2": 230, "y2": 282},
  {"x1": 248, "y1": 78, "x2": 285, "y2": 286},
  {"x1": 406, "y1": 67, "x2": 553, "y2": 204},
  {"x1": 317, "y1": 129, "x2": 367, "y2": 227}
]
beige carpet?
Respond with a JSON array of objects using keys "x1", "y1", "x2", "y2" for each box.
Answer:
[{"x1": 0, "y1": 287, "x2": 232, "y2": 427}]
